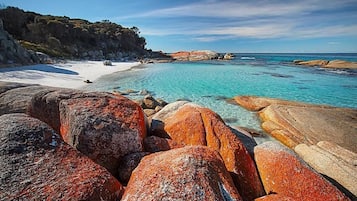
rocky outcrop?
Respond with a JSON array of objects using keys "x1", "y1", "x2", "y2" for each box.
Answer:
[
  {"x1": 294, "y1": 59, "x2": 357, "y2": 69},
  {"x1": 254, "y1": 141, "x2": 350, "y2": 200},
  {"x1": 0, "y1": 113, "x2": 123, "y2": 200},
  {"x1": 171, "y1": 50, "x2": 219, "y2": 61},
  {"x1": 151, "y1": 102, "x2": 265, "y2": 200},
  {"x1": 0, "y1": 82, "x2": 352, "y2": 200},
  {"x1": 295, "y1": 141, "x2": 357, "y2": 198},
  {"x1": 234, "y1": 96, "x2": 357, "y2": 153},
  {"x1": 121, "y1": 146, "x2": 243, "y2": 201},
  {"x1": 0, "y1": 19, "x2": 38, "y2": 66}
]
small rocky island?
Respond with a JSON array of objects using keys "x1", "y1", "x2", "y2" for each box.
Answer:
[{"x1": 294, "y1": 59, "x2": 357, "y2": 69}]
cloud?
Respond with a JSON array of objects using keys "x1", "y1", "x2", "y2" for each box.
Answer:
[
  {"x1": 114, "y1": 0, "x2": 357, "y2": 41},
  {"x1": 120, "y1": 0, "x2": 356, "y2": 19}
]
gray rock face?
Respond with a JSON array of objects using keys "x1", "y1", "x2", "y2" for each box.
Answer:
[
  {"x1": 0, "y1": 85, "x2": 56, "y2": 115},
  {"x1": 0, "y1": 113, "x2": 123, "y2": 200},
  {"x1": 0, "y1": 20, "x2": 38, "y2": 66}
]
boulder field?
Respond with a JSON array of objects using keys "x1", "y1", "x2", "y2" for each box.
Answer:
[{"x1": 0, "y1": 81, "x2": 353, "y2": 200}]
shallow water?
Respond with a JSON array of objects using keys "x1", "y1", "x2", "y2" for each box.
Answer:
[{"x1": 82, "y1": 53, "x2": 357, "y2": 140}]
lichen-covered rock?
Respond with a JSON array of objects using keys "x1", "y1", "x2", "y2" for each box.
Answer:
[
  {"x1": 58, "y1": 93, "x2": 147, "y2": 175},
  {"x1": 0, "y1": 113, "x2": 123, "y2": 200},
  {"x1": 234, "y1": 96, "x2": 357, "y2": 153},
  {"x1": 295, "y1": 141, "x2": 357, "y2": 198},
  {"x1": 156, "y1": 104, "x2": 265, "y2": 200},
  {"x1": 171, "y1": 50, "x2": 219, "y2": 61},
  {"x1": 150, "y1": 100, "x2": 190, "y2": 136},
  {"x1": 117, "y1": 152, "x2": 150, "y2": 184},
  {"x1": 28, "y1": 88, "x2": 80, "y2": 132},
  {"x1": 143, "y1": 135, "x2": 183, "y2": 153},
  {"x1": 122, "y1": 146, "x2": 242, "y2": 201},
  {"x1": 254, "y1": 194, "x2": 294, "y2": 201},
  {"x1": 254, "y1": 141, "x2": 350, "y2": 201},
  {"x1": 0, "y1": 85, "x2": 56, "y2": 115},
  {"x1": 29, "y1": 89, "x2": 147, "y2": 176}
]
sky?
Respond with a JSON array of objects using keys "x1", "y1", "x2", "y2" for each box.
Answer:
[{"x1": 1, "y1": 0, "x2": 357, "y2": 53}]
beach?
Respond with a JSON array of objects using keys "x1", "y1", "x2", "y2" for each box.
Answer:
[{"x1": 0, "y1": 61, "x2": 140, "y2": 89}]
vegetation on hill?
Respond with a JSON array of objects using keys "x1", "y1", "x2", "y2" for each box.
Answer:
[{"x1": 0, "y1": 6, "x2": 148, "y2": 60}]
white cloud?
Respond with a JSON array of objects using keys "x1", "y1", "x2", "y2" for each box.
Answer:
[{"x1": 115, "y1": 0, "x2": 357, "y2": 41}]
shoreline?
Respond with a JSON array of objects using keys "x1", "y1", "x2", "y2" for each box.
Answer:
[{"x1": 0, "y1": 60, "x2": 141, "y2": 89}]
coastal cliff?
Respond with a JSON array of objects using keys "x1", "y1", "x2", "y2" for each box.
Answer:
[
  {"x1": 0, "y1": 81, "x2": 353, "y2": 200},
  {"x1": 0, "y1": 7, "x2": 148, "y2": 60}
]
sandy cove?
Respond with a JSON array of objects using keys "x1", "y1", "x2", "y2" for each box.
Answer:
[{"x1": 0, "y1": 60, "x2": 140, "y2": 89}]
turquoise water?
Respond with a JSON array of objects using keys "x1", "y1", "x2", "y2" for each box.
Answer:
[{"x1": 82, "y1": 53, "x2": 357, "y2": 135}]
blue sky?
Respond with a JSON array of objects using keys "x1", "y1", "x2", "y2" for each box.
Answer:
[{"x1": 2, "y1": 0, "x2": 357, "y2": 53}]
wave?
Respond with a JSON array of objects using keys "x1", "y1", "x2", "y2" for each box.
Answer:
[{"x1": 240, "y1": 56, "x2": 256, "y2": 60}]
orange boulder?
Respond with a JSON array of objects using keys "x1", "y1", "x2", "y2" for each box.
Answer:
[
  {"x1": 122, "y1": 146, "x2": 242, "y2": 201},
  {"x1": 254, "y1": 141, "x2": 350, "y2": 201},
  {"x1": 29, "y1": 89, "x2": 147, "y2": 176},
  {"x1": 159, "y1": 104, "x2": 265, "y2": 200},
  {"x1": 254, "y1": 194, "x2": 294, "y2": 201},
  {"x1": 0, "y1": 113, "x2": 123, "y2": 200}
]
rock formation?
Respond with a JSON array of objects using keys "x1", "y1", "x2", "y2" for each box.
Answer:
[
  {"x1": 294, "y1": 59, "x2": 357, "y2": 69},
  {"x1": 0, "y1": 19, "x2": 39, "y2": 66},
  {"x1": 0, "y1": 113, "x2": 123, "y2": 200},
  {"x1": 151, "y1": 102, "x2": 265, "y2": 200},
  {"x1": 121, "y1": 146, "x2": 243, "y2": 201},
  {"x1": 295, "y1": 141, "x2": 357, "y2": 197},
  {"x1": 170, "y1": 50, "x2": 219, "y2": 61},
  {"x1": 0, "y1": 81, "x2": 353, "y2": 200},
  {"x1": 254, "y1": 141, "x2": 350, "y2": 200},
  {"x1": 234, "y1": 96, "x2": 357, "y2": 153}
]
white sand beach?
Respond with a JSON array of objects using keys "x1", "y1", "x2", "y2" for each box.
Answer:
[{"x1": 0, "y1": 61, "x2": 140, "y2": 89}]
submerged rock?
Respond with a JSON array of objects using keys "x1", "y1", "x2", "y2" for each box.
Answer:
[
  {"x1": 122, "y1": 146, "x2": 242, "y2": 201},
  {"x1": 254, "y1": 141, "x2": 350, "y2": 200},
  {"x1": 0, "y1": 113, "x2": 123, "y2": 200}
]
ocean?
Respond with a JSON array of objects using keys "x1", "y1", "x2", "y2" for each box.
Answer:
[{"x1": 82, "y1": 53, "x2": 357, "y2": 140}]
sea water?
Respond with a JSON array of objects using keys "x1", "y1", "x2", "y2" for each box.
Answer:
[{"x1": 82, "y1": 53, "x2": 357, "y2": 138}]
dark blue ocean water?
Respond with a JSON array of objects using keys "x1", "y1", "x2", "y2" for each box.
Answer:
[{"x1": 83, "y1": 53, "x2": 357, "y2": 133}]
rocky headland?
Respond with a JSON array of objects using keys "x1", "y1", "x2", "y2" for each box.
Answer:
[
  {"x1": 0, "y1": 7, "x2": 152, "y2": 64},
  {"x1": 294, "y1": 59, "x2": 357, "y2": 69},
  {"x1": 0, "y1": 81, "x2": 354, "y2": 200}
]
